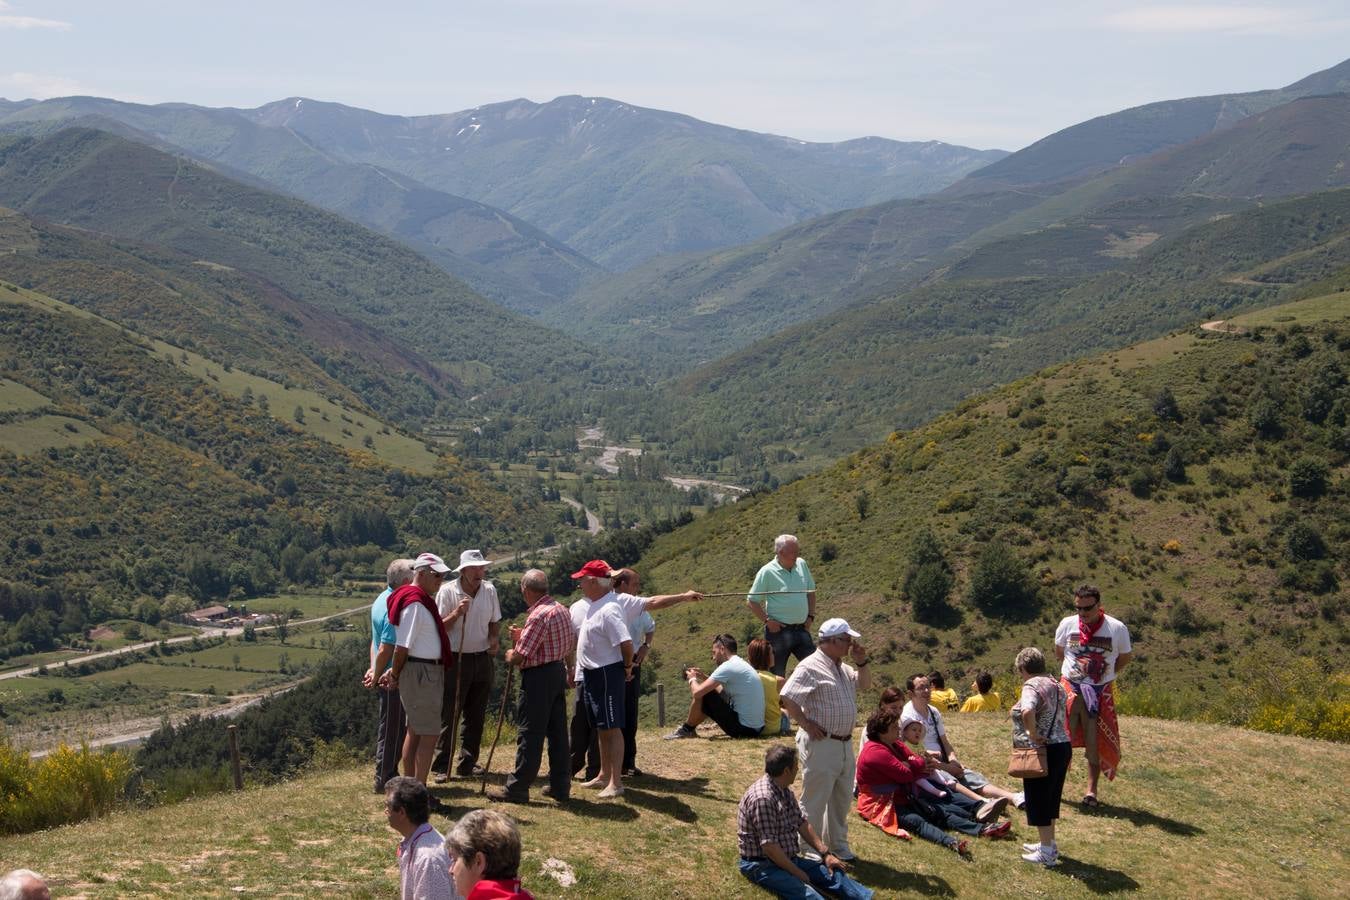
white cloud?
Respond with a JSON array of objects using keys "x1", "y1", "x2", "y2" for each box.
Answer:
[
  {"x1": 0, "y1": 1, "x2": 71, "y2": 30},
  {"x1": 1101, "y1": 5, "x2": 1337, "y2": 35},
  {"x1": 0, "y1": 72, "x2": 89, "y2": 100}
]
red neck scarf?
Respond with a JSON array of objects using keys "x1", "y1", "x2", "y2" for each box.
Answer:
[
  {"x1": 387, "y1": 583, "x2": 452, "y2": 666},
  {"x1": 1079, "y1": 609, "x2": 1108, "y2": 648}
]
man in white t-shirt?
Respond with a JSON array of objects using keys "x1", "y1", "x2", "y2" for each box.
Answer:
[
  {"x1": 1055, "y1": 584, "x2": 1132, "y2": 805},
  {"x1": 571, "y1": 560, "x2": 635, "y2": 799},
  {"x1": 432, "y1": 549, "x2": 502, "y2": 781}
]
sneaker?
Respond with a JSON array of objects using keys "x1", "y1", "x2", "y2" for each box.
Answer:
[
  {"x1": 979, "y1": 820, "x2": 1012, "y2": 839},
  {"x1": 663, "y1": 724, "x2": 697, "y2": 740},
  {"x1": 952, "y1": 839, "x2": 973, "y2": 862},
  {"x1": 976, "y1": 796, "x2": 1010, "y2": 822},
  {"x1": 431, "y1": 771, "x2": 450, "y2": 784},
  {"x1": 1023, "y1": 841, "x2": 1057, "y2": 854},
  {"x1": 1013, "y1": 791, "x2": 1027, "y2": 810},
  {"x1": 1022, "y1": 846, "x2": 1059, "y2": 867}
]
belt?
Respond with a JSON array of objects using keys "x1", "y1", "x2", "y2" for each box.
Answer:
[
  {"x1": 779, "y1": 623, "x2": 809, "y2": 630},
  {"x1": 406, "y1": 656, "x2": 441, "y2": 665},
  {"x1": 452, "y1": 650, "x2": 489, "y2": 657},
  {"x1": 827, "y1": 732, "x2": 852, "y2": 741}
]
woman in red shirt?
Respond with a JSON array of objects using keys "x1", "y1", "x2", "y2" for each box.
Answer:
[{"x1": 446, "y1": 809, "x2": 535, "y2": 899}]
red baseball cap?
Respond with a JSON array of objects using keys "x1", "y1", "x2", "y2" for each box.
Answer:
[{"x1": 570, "y1": 559, "x2": 613, "y2": 580}]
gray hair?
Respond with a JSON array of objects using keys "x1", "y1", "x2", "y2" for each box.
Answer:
[
  {"x1": 0, "y1": 871, "x2": 46, "y2": 900},
  {"x1": 521, "y1": 569, "x2": 548, "y2": 594},
  {"x1": 386, "y1": 557, "x2": 415, "y2": 589},
  {"x1": 774, "y1": 534, "x2": 799, "y2": 553},
  {"x1": 1015, "y1": 647, "x2": 1047, "y2": 675}
]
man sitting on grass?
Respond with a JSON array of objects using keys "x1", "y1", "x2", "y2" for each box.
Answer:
[
  {"x1": 383, "y1": 776, "x2": 457, "y2": 900},
  {"x1": 737, "y1": 744, "x2": 873, "y2": 899},
  {"x1": 666, "y1": 633, "x2": 766, "y2": 740},
  {"x1": 959, "y1": 672, "x2": 1003, "y2": 712}
]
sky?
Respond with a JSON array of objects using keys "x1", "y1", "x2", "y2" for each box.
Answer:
[{"x1": 2, "y1": 1, "x2": 1349, "y2": 150}]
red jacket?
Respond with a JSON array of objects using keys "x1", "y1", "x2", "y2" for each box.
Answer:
[
  {"x1": 466, "y1": 879, "x2": 534, "y2": 899},
  {"x1": 386, "y1": 583, "x2": 452, "y2": 666},
  {"x1": 855, "y1": 739, "x2": 926, "y2": 805}
]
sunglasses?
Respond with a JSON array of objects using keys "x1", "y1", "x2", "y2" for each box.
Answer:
[{"x1": 1075, "y1": 600, "x2": 1098, "y2": 611}]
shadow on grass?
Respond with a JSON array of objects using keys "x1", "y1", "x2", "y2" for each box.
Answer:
[
  {"x1": 1071, "y1": 800, "x2": 1203, "y2": 836},
  {"x1": 557, "y1": 797, "x2": 641, "y2": 822},
  {"x1": 624, "y1": 772, "x2": 723, "y2": 801},
  {"x1": 1053, "y1": 856, "x2": 1141, "y2": 894},
  {"x1": 622, "y1": 787, "x2": 699, "y2": 822},
  {"x1": 848, "y1": 858, "x2": 955, "y2": 897}
]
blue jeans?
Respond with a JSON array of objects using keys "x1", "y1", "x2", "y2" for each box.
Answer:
[
  {"x1": 766, "y1": 625, "x2": 816, "y2": 677},
  {"x1": 739, "y1": 857, "x2": 873, "y2": 899}
]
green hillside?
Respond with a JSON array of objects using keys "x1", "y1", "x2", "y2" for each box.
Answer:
[
  {"x1": 247, "y1": 94, "x2": 1006, "y2": 270},
  {"x1": 0, "y1": 99, "x2": 601, "y2": 313},
  {"x1": 2, "y1": 716, "x2": 1346, "y2": 897},
  {"x1": 0, "y1": 276, "x2": 553, "y2": 657},
  {"x1": 0, "y1": 128, "x2": 646, "y2": 428},
  {"x1": 616, "y1": 188, "x2": 1350, "y2": 478},
  {"x1": 623, "y1": 298, "x2": 1347, "y2": 719}
]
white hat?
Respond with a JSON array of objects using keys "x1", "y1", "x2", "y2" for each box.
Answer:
[
  {"x1": 454, "y1": 549, "x2": 491, "y2": 572},
  {"x1": 817, "y1": 617, "x2": 861, "y2": 640},
  {"x1": 900, "y1": 707, "x2": 926, "y2": 730},
  {"x1": 412, "y1": 552, "x2": 451, "y2": 574}
]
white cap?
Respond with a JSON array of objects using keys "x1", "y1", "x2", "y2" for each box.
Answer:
[
  {"x1": 817, "y1": 617, "x2": 860, "y2": 640},
  {"x1": 412, "y1": 552, "x2": 451, "y2": 574}
]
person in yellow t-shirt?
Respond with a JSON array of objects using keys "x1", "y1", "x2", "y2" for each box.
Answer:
[
  {"x1": 960, "y1": 672, "x2": 1003, "y2": 712},
  {"x1": 747, "y1": 638, "x2": 789, "y2": 735},
  {"x1": 929, "y1": 671, "x2": 960, "y2": 712}
]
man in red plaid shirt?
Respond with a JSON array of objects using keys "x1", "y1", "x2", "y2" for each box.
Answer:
[{"x1": 489, "y1": 569, "x2": 576, "y2": 804}]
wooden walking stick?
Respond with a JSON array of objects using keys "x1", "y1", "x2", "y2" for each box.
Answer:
[
  {"x1": 480, "y1": 663, "x2": 516, "y2": 794},
  {"x1": 445, "y1": 607, "x2": 468, "y2": 778}
]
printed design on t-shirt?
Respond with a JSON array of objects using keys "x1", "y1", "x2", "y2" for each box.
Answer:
[{"x1": 1064, "y1": 634, "x2": 1113, "y2": 682}]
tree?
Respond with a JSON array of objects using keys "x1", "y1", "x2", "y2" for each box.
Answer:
[
  {"x1": 1288, "y1": 456, "x2": 1329, "y2": 499},
  {"x1": 1163, "y1": 446, "x2": 1186, "y2": 483},
  {"x1": 1153, "y1": 388, "x2": 1181, "y2": 422},
  {"x1": 966, "y1": 541, "x2": 1037, "y2": 618}
]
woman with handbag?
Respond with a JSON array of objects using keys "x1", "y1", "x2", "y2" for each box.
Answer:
[{"x1": 1010, "y1": 647, "x2": 1072, "y2": 867}]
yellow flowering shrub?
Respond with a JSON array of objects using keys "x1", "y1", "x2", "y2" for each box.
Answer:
[
  {"x1": 0, "y1": 737, "x2": 133, "y2": 835},
  {"x1": 1163, "y1": 539, "x2": 1182, "y2": 554}
]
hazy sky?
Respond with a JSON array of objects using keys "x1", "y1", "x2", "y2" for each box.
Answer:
[{"x1": 3, "y1": 1, "x2": 1348, "y2": 150}]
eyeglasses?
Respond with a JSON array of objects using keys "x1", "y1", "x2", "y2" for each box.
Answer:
[
  {"x1": 1075, "y1": 600, "x2": 1098, "y2": 611},
  {"x1": 424, "y1": 570, "x2": 446, "y2": 580},
  {"x1": 827, "y1": 635, "x2": 853, "y2": 645}
]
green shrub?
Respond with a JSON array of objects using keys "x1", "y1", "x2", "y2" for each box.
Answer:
[
  {"x1": 1288, "y1": 456, "x2": 1329, "y2": 499},
  {"x1": 966, "y1": 541, "x2": 1038, "y2": 618}
]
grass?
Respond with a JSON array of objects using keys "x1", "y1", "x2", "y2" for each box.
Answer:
[
  {"x1": 0, "y1": 413, "x2": 101, "y2": 454},
  {"x1": 242, "y1": 591, "x2": 371, "y2": 620},
  {"x1": 1, "y1": 715, "x2": 1345, "y2": 897},
  {"x1": 0, "y1": 376, "x2": 51, "y2": 412},
  {"x1": 176, "y1": 642, "x2": 350, "y2": 672},
  {"x1": 1230, "y1": 290, "x2": 1350, "y2": 326},
  {"x1": 1, "y1": 280, "x2": 440, "y2": 472},
  {"x1": 79, "y1": 663, "x2": 270, "y2": 694}
]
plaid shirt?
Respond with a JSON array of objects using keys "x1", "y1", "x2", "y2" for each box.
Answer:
[
  {"x1": 513, "y1": 596, "x2": 574, "y2": 667},
  {"x1": 780, "y1": 649, "x2": 859, "y2": 737},
  {"x1": 737, "y1": 774, "x2": 806, "y2": 859}
]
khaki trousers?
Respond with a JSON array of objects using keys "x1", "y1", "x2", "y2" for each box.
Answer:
[{"x1": 796, "y1": 729, "x2": 856, "y2": 857}]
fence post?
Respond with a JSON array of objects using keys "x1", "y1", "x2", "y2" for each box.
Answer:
[
  {"x1": 227, "y1": 724, "x2": 243, "y2": 791},
  {"x1": 657, "y1": 683, "x2": 666, "y2": 727}
]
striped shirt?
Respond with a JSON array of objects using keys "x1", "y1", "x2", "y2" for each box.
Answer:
[
  {"x1": 513, "y1": 596, "x2": 574, "y2": 667},
  {"x1": 780, "y1": 649, "x2": 859, "y2": 737},
  {"x1": 737, "y1": 774, "x2": 807, "y2": 859}
]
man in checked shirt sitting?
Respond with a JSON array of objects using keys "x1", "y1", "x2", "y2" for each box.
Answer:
[
  {"x1": 737, "y1": 744, "x2": 873, "y2": 899},
  {"x1": 488, "y1": 569, "x2": 576, "y2": 804}
]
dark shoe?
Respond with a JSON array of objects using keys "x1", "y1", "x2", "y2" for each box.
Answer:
[
  {"x1": 1081, "y1": 793, "x2": 1101, "y2": 808},
  {"x1": 542, "y1": 785, "x2": 571, "y2": 803},
  {"x1": 431, "y1": 771, "x2": 450, "y2": 784},
  {"x1": 486, "y1": 788, "x2": 528, "y2": 804},
  {"x1": 622, "y1": 767, "x2": 644, "y2": 777},
  {"x1": 456, "y1": 764, "x2": 482, "y2": 778}
]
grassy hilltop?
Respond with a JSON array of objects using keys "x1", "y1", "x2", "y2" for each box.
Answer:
[
  {"x1": 2, "y1": 716, "x2": 1346, "y2": 898},
  {"x1": 620, "y1": 296, "x2": 1347, "y2": 730}
]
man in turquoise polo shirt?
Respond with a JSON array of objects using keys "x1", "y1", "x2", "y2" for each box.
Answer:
[
  {"x1": 364, "y1": 557, "x2": 413, "y2": 792},
  {"x1": 746, "y1": 534, "x2": 817, "y2": 677}
]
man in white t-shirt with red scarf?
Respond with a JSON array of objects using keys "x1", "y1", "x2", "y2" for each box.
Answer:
[{"x1": 1054, "y1": 584, "x2": 1132, "y2": 807}]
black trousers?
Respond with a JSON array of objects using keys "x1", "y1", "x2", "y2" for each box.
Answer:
[
  {"x1": 1023, "y1": 741, "x2": 1073, "y2": 826},
  {"x1": 621, "y1": 664, "x2": 641, "y2": 771},
  {"x1": 374, "y1": 685, "x2": 406, "y2": 791},
  {"x1": 433, "y1": 651, "x2": 494, "y2": 775},
  {"x1": 503, "y1": 661, "x2": 571, "y2": 799},
  {"x1": 569, "y1": 686, "x2": 600, "y2": 779}
]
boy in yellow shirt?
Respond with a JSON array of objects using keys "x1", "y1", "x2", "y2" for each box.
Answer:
[
  {"x1": 959, "y1": 672, "x2": 1003, "y2": 712},
  {"x1": 929, "y1": 671, "x2": 960, "y2": 712}
]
